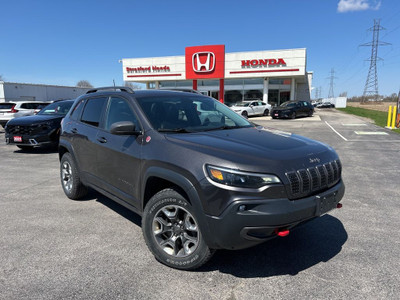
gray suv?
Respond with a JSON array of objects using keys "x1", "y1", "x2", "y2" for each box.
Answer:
[{"x1": 59, "y1": 87, "x2": 345, "y2": 270}]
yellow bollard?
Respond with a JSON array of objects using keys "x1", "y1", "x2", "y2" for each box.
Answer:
[
  {"x1": 387, "y1": 106, "x2": 392, "y2": 128},
  {"x1": 391, "y1": 106, "x2": 397, "y2": 128}
]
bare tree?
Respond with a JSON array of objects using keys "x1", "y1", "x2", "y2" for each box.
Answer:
[
  {"x1": 0, "y1": 74, "x2": 4, "y2": 81},
  {"x1": 124, "y1": 81, "x2": 142, "y2": 90},
  {"x1": 339, "y1": 92, "x2": 348, "y2": 97},
  {"x1": 76, "y1": 80, "x2": 93, "y2": 88}
]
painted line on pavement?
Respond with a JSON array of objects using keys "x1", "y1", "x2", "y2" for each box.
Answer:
[
  {"x1": 325, "y1": 121, "x2": 348, "y2": 141},
  {"x1": 354, "y1": 131, "x2": 388, "y2": 135}
]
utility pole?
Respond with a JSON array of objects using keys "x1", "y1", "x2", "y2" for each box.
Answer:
[
  {"x1": 360, "y1": 19, "x2": 390, "y2": 102},
  {"x1": 327, "y1": 68, "x2": 337, "y2": 99}
]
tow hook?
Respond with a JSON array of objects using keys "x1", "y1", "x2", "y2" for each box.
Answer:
[{"x1": 275, "y1": 228, "x2": 290, "y2": 237}]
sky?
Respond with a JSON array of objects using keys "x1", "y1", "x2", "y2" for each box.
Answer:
[{"x1": 0, "y1": 0, "x2": 399, "y2": 98}]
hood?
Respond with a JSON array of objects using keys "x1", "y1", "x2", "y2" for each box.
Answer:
[
  {"x1": 164, "y1": 126, "x2": 338, "y2": 173},
  {"x1": 7, "y1": 114, "x2": 63, "y2": 126}
]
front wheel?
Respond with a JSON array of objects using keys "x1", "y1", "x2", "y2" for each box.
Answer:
[
  {"x1": 290, "y1": 112, "x2": 296, "y2": 119},
  {"x1": 142, "y1": 189, "x2": 214, "y2": 270},
  {"x1": 241, "y1": 111, "x2": 248, "y2": 118}
]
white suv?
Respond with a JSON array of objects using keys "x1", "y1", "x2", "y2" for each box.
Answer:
[{"x1": 0, "y1": 101, "x2": 50, "y2": 128}]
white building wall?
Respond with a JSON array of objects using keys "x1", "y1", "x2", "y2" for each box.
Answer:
[{"x1": 0, "y1": 82, "x2": 90, "y2": 102}]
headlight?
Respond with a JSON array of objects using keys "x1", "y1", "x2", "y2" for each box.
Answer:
[{"x1": 206, "y1": 165, "x2": 281, "y2": 189}]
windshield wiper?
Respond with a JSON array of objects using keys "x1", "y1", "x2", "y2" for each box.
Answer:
[
  {"x1": 203, "y1": 125, "x2": 248, "y2": 131},
  {"x1": 158, "y1": 128, "x2": 193, "y2": 133}
]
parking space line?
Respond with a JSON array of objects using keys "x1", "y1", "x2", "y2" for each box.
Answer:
[
  {"x1": 342, "y1": 123, "x2": 367, "y2": 126},
  {"x1": 354, "y1": 131, "x2": 388, "y2": 135},
  {"x1": 325, "y1": 121, "x2": 348, "y2": 141}
]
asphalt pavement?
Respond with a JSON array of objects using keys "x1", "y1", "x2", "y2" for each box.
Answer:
[{"x1": 0, "y1": 108, "x2": 399, "y2": 300}]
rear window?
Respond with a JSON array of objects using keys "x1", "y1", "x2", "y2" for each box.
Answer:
[{"x1": 0, "y1": 103, "x2": 15, "y2": 109}]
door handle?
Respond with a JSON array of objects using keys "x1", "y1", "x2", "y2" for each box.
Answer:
[{"x1": 97, "y1": 137, "x2": 107, "y2": 143}]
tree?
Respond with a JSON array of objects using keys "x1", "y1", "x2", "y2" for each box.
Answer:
[
  {"x1": 124, "y1": 81, "x2": 142, "y2": 90},
  {"x1": 0, "y1": 74, "x2": 4, "y2": 81},
  {"x1": 76, "y1": 80, "x2": 93, "y2": 88},
  {"x1": 339, "y1": 92, "x2": 348, "y2": 97}
]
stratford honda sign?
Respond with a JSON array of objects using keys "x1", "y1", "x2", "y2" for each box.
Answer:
[{"x1": 122, "y1": 46, "x2": 306, "y2": 82}]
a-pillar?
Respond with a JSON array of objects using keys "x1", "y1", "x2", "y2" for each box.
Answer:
[
  {"x1": 263, "y1": 78, "x2": 269, "y2": 104},
  {"x1": 219, "y1": 79, "x2": 224, "y2": 103},
  {"x1": 290, "y1": 78, "x2": 296, "y2": 100}
]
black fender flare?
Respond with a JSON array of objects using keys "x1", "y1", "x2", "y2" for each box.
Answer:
[{"x1": 142, "y1": 166, "x2": 215, "y2": 248}]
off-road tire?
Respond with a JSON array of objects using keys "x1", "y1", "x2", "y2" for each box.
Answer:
[
  {"x1": 142, "y1": 188, "x2": 215, "y2": 270},
  {"x1": 60, "y1": 152, "x2": 88, "y2": 200}
]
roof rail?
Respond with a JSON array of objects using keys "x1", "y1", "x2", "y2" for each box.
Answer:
[
  {"x1": 164, "y1": 88, "x2": 202, "y2": 95},
  {"x1": 86, "y1": 86, "x2": 135, "y2": 94}
]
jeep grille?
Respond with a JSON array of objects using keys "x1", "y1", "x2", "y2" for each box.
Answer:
[{"x1": 285, "y1": 160, "x2": 342, "y2": 199}]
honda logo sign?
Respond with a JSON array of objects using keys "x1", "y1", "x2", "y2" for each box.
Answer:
[
  {"x1": 192, "y1": 52, "x2": 215, "y2": 73},
  {"x1": 185, "y1": 45, "x2": 225, "y2": 79}
]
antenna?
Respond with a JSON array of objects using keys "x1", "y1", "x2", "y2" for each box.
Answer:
[{"x1": 360, "y1": 19, "x2": 390, "y2": 102}]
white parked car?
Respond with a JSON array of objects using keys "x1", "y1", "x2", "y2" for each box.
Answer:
[
  {"x1": 231, "y1": 100, "x2": 272, "y2": 118},
  {"x1": 0, "y1": 101, "x2": 50, "y2": 128}
]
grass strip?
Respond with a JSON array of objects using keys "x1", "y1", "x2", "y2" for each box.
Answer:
[{"x1": 337, "y1": 107, "x2": 400, "y2": 134}]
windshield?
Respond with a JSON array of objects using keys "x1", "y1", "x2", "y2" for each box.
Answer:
[
  {"x1": 38, "y1": 101, "x2": 73, "y2": 116},
  {"x1": 234, "y1": 102, "x2": 251, "y2": 107},
  {"x1": 280, "y1": 101, "x2": 296, "y2": 107},
  {"x1": 136, "y1": 94, "x2": 253, "y2": 133}
]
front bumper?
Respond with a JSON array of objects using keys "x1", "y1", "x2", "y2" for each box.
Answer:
[
  {"x1": 271, "y1": 110, "x2": 291, "y2": 118},
  {"x1": 204, "y1": 180, "x2": 345, "y2": 250},
  {"x1": 5, "y1": 130, "x2": 58, "y2": 147}
]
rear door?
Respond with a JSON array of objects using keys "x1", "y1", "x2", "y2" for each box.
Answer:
[{"x1": 69, "y1": 97, "x2": 108, "y2": 180}]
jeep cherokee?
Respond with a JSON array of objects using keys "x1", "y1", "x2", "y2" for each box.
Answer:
[{"x1": 59, "y1": 87, "x2": 345, "y2": 270}]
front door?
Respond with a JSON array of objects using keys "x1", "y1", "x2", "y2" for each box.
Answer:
[{"x1": 95, "y1": 96, "x2": 143, "y2": 208}]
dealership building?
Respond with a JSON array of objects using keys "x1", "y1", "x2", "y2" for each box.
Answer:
[{"x1": 122, "y1": 45, "x2": 313, "y2": 106}]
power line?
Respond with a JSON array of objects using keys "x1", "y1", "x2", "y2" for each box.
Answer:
[
  {"x1": 360, "y1": 19, "x2": 391, "y2": 102},
  {"x1": 327, "y1": 68, "x2": 337, "y2": 98}
]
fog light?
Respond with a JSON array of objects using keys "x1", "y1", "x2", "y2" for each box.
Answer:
[{"x1": 238, "y1": 205, "x2": 246, "y2": 212}]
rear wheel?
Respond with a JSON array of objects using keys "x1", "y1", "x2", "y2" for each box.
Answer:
[
  {"x1": 263, "y1": 109, "x2": 269, "y2": 116},
  {"x1": 142, "y1": 188, "x2": 215, "y2": 270},
  {"x1": 60, "y1": 153, "x2": 88, "y2": 200}
]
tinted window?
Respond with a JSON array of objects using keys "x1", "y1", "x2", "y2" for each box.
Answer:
[
  {"x1": 105, "y1": 97, "x2": 140, "y2": 131},
  {"x1": 70, "y1": 99, "x2": 85, "y2": 121},
  {"x1": 81, "y1": 97, "x2": 107, "y2": 127},
  {"x1": 0, "y1": 103, "x2": 15, "y2": 109}
]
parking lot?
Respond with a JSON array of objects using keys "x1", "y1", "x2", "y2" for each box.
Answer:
[{"x1": 1, "y1": 108, "x2": 399, "y2": 300}]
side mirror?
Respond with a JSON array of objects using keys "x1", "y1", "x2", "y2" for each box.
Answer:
[{"x1": 110, "y1": 121, "x2": 141, "y2": 135}]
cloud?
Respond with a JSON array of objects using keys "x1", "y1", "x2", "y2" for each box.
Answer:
[{"x1": 337, "y1": 0, "x2": 381, "y2": 13}]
